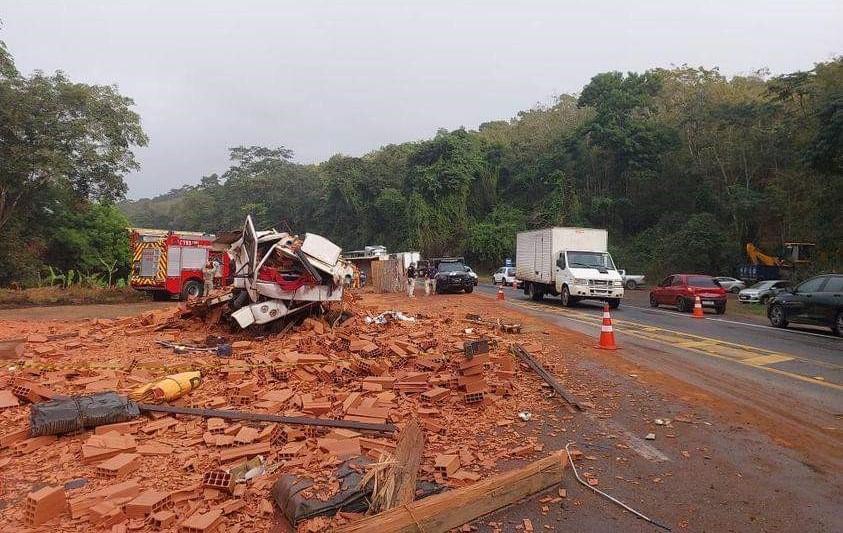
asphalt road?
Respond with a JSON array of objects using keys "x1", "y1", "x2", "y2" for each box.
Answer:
[
  {"x1": 478, "y1": 283, "x2": 841, "y2": 377},
  {"x1": 476, "y1": 283, "x2": 843, "y2": 454}
]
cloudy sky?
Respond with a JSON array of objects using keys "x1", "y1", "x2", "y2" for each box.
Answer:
[{"x1": 1, "y1": 1, "x2": 840, "y2": 199}]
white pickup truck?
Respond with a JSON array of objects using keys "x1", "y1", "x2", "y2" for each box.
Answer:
[
  {"x1": 618, "y1": 269, "x2": 646, "y2": 289},
  {"x1": 515, "y1": 227, "x2": 624, "y2": 308}
]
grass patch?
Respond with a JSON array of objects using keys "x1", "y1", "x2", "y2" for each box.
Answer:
[
  {"x1": 0, "y1": 286, "x2": 149, "y2": 309},
  {"x1": 728, "y1": 301, "x2": 768, "y2": 319}
]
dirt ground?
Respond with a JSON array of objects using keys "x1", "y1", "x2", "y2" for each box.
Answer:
[{"x1": 0, "y1": 291, "x2": 839, "y2": 532}]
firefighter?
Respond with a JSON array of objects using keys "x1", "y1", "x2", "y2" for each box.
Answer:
[{"x1": 202, "y1": 260, "x2": 216, "y2": 296}]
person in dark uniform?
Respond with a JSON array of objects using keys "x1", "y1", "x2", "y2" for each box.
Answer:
[
  {"x1": 406, "y1": 262, "x2": 417, "y2": 297},
  {"x1": 425, "y1": 263, "x2": 437, "y2": 295}
]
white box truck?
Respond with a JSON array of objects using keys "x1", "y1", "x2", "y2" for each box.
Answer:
[{"x1": 515, "y1": 227, "x2": 624, "y2": 308}]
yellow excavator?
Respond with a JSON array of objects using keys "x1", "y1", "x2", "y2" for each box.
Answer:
[
  {"x1": 746, "y1": 242, "x2": 815, "y2": 267},
  {"x1": 743, "y1": 242, "x2": 815, "y2": 281},
  {"x1": 746, "y1": 243, "x2": 782, "y2": 266}
]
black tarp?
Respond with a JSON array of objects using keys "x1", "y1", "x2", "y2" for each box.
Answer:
[
  {"x1": 271, "y1": 456, "x2": 445, "y2": 525},
  {"x1": 29, "y1": 392, "x2": 140, "y2": 437}
]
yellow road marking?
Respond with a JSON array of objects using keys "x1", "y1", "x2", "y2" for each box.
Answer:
[
  {"x1": 504, "y1": 299, "x2": 843, "y2": 392},
  {"x1": 675, "y1": 340, "x2": 719, "y2": 349},
  {"x1": 743, "y1": 354, "x2": 794, "y2": 366}
]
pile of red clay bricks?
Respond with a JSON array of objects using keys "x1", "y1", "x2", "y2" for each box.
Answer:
[{"x1": 0, "y1": 294, "x2": 563, "y2": 532}]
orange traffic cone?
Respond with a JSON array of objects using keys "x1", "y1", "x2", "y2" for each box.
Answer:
[
  {"x1": 497, "y1": 286, "x2": 505, "y2": 300},
  {"x1": 595, "y1": 304, "x2": 618, "y2": 350},
  {"x1": 692, "y1": 295, "x2": 704, "y2": 318}
]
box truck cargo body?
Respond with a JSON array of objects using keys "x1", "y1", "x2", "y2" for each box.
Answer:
[{"x1": 516, "y1": 227, "x2": 623, "y2": 308}]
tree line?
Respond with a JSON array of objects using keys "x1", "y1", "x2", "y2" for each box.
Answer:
[
  {"x1": 123, "y1": 60, "x2": 843, "y2": 279},
  {"x1": 2, "y1": 27, "x2": 841, "y2": 286},
  {"x1": 0, "y1": 35, "x2": 145, "y2": 287}
]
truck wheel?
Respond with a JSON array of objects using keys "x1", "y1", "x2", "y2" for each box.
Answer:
[
  {"x1": 833, "y1": 312, "x2": 842, "y2": 337},
  {"x1": 528, "y1": 283, "x2": 544, "y2": 301},
  {"x1": 649, "y1": 293, "x2": 658, "y2": 308},
  {"x1": 608, "y1": 298, "x2": 620, "y2": 309},
  {"x1": 560, "y1": 286, "x2": 572, "y2": 307},
  {"x1": 625, "y1": 280, "x2": 637, "y2": 290},
  {"x1": 181, "y1": 280, "x2": 203, "y2": 300},
  {"x1": 464, "y1": 286, "x2": 474, "y2": 294},
  {"x1": 715, "y1": 303, "x2": 726, "y2": 315},
  {"x1": 730, "y1": 286, "x2": 741, "y2": 294},
  {"x1": 676, "y1": 297, "x2": 689, "y2": 313}
]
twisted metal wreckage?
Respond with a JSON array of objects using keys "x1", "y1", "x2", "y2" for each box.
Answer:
[{"x1": 203, "y1": 215, "x2": 355, "y2": 329}]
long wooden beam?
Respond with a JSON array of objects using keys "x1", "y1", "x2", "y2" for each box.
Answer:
[
  {"x1": 335, "y1": 451, "x2": 569, "y2": 532},
  {"x1": 511, "y1": 344, "x2": 583, "y2": 411}
]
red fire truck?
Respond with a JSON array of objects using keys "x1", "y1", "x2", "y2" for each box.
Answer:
[{"x1": 129, "y1": 228, "x2": 232, "y2": 300}]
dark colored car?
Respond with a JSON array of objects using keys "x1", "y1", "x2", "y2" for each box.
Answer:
[
  {"x1": 767, "y1": 274, "x2": 843, "y2": 336},
  {"x1": 434, "y1": 259, "x2": 475, "y2": 294},
  {"x1": 649, "y1": 274, "x2": 727, "y2": 314}
]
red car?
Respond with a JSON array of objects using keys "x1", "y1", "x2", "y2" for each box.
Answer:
[{"x1": 649, "y1": 274, "x2": 727, "y2": 314}]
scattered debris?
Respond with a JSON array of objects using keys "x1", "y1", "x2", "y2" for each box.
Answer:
[
  {"x1": 511, "y1": 344, "x2": 583, "y2": 411},
  {"x1": 645, "y1": 433, "x2": 656, "y2": 440},
  {"x1": 334, "y1": 451, "x2": 569, "y2": 532},
  {"x1": 365, "y1": 311, "x2": 416, "y2": 325},
  {"x1": 565, "y1": 443, "x2": 671, "y2": 531}
]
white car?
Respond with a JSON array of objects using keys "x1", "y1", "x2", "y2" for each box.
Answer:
[
  {"x1": 713, "y1": 276, "x2": 746, "y2": 293},
  {"x1": 465, "y1": 266, "x2": 479, "y2": 285},
  {"x1": 493, "y1": 267, "x2": 518, "y2": 286},
  {"x1": 738, "y1": 280, "x2": 791, "y2": 304}
]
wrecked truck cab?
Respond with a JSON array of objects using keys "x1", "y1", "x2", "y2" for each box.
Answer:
[{"x1": 222, "y1": 216, "x2": 352, "y2": 329}]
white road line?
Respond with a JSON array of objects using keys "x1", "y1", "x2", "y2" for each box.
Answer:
[
  {"x1": 595, "y1": 418, "x2": 670, "y2": 463},
  {"x1": 482, "y1": 285, "x2": 839, "y2": 341},
  {"x1": 621, "y1": 303, "x2": 841, "y2": 341}
]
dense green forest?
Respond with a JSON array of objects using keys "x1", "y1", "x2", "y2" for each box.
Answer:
[
  {"x1": 122, "y1": 60, "x2": 843, "y2": 279},
  {"x1": 2, "y1": 27, "x2": 841, "y2": 285},
  {"x1": 0, "y1": 37, "x2": 145, "y2": 286}
]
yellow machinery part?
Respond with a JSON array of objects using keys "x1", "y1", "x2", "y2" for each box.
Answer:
[
  {"x1": 746, "y1": 243, "x2": 781, "y2": 266},
  {"x1": 131, "y1": 371, "x2": 202, "y2": 402}
]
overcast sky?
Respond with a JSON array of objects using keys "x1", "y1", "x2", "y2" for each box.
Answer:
[{"x1": 1, "y1": 1, "x2": 840, "y2": 199}]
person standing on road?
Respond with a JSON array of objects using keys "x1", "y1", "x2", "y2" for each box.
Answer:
[
  {"x1": 425, "y1": 263, "x2": 437, "y2": 296},
  {"x1": 406, "y1": 262, "x2": 417, "y2": 298},
  {"x1": 202, "y1": 260, "x2": 216, "y2": 296}
]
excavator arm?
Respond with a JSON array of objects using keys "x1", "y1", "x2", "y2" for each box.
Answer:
[{"x1": 746, "y1": 243, "x2": 781, "y2": 266}]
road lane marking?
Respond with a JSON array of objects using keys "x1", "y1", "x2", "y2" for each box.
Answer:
[
  {"x1": 621, "y1": 301, "x2": 841, "y2": 341},
  {"x1": 595, "y1": 418, "x2": 670, "y2": 463},
  {"x1": 743, "y1": 354, "x2": 795, "y2": 366},
  {"x1": 501, "y1": 298, "x2": 843, "y2": 392}
]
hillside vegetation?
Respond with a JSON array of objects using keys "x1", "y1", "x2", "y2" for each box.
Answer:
[
  {"x1": 3, "y1": 22, "x2": 841, "y2": 286},
  {"x1": 122, "y1": 61, "x2": 843, "y2": 278}
]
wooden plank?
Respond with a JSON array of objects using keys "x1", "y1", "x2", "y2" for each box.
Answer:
[
  {"x1": 335, "y1": 451, "x2": 568, "y2": 533},
  {"x1": 370, "y1": 419, "x2": 424, "y2": 513},
  {"x1": 511, "y1": 344, "x2": 583, "y2": 411}
]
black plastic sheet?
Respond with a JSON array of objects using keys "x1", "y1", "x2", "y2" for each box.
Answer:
[
  {"x1": 271, "y1": 456, "x2": 445, "y2": 525},
  {"x1": 29, "y1": 392, "x2": 140, "y2": 437}
]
